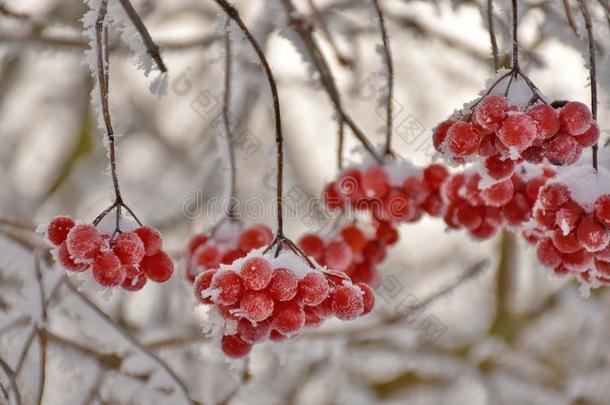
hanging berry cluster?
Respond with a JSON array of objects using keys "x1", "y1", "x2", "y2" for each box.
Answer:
[
  {"x1": 184, "y1": 223, "x2": 273, "y2": 282},
  {"x1": 194, "y1": 249, "x2": 374, "y2": 358},
  {"x1": 42, "y1": 215, "x2": 173, "y2": 290}
]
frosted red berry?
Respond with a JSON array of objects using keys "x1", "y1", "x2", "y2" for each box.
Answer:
[
  {"x1": 480, "y1": 179, "x2": 514, "y2": 207},
  {"x1": 484, "y1": 156, "x2": 515, "y2": 180},
  {"x1": 241, "y1": 257, "x2": 273, "y2": 290},
  {"x1": 185, "y1": 233, "x2": 208, "y2": 257},
  {"x1": 341, "y1": 226, "x2": 367, "y2": 253},
  {"x1": 544, "y1": 134, "x2": 580, "y2": 166},
  {"x1": 240, "y1": 290, "x2": 274, "y2": 322},
  {"x1": 559, "y1": 101, "x2": 592, "y2": 136},
  {"x1": 221, "y1": 335, "x2": 251, "y2": 359},
  {"x1": 134, "y1": 225, "x2": 163, "y2": 256},
  {"x1": 238, "y1": 319, "x2": 271, "y2": 344},
  {"x1": 122, "y1": 274, "x2": 147, "y2": 291},
  {"x1": 238, "y1": 225, "x2": 273, "y2": 252},
  {"x1": 192, "y1": 244, "x2": 222, "y2": 270},
  {"x1": 497, "y1": 113, "x2": 538, "y2": 152},
  {"x1": 527, "y1": 104, "x2": 560, "y2": 139},
  {"x1": 112, "y1": 232, "x2": 145, "y2": 266},
  {"x1": 576, "y1": 216, "x2": 609, "y2": 253},
  {"x1": 536, "y1": 239, "x2": 562, "y2": 268},
  {"x1": 297, "y1": 272, "x2": 330, "y2": 306},
  {"x1": 356, "y1": 282, "x2": 375, "y2": 315},
  {"x1": 299, "y1": 234, "x2": 325, "y2": 262},
  {"x1": 140, "y1": 250, "x2": 174, "y2": 283},
  {"x1": 268, "y1": 268, "x2": 298, "y2": 301},
  {"x1": 446, "y1": 122, "x2": 480, "y2": 156},
  {"x1": 194, "y1": 269, "x2": 217, "y2": 304},
  {"x1": 362, "y1": 165, "x2": 391, "y2": 198},
  {"x1": 57, "y1": 241, "x2": 88, "y2": 272},
  {"x1": 271, "y1": 301, "x2": 305, "y2": 336},
  {"x1": 332, "y1": 285, "x2": 364, "y2": 321},
  {"x1": 538, "y1": 184, "x2": 570, "y2": 211},
  {"x1": 47, "y1": 216, "x2": 75, "y2": 246},
  {"x1": 92, "y1": 251, "x2": 126, "y2": 287},
  {"x1": 324, "y1": 240, "x2": 354, "y2": 271},
  {"x1": 66, "y1": 224, "x2": 102, "y2": 262},
  {"x1": 210, "y1": 270, "x2": 243, "y2": 306},
  {"x1": 474, "y1": 95, "x2": 508, "y2": 131},
  {"x1": 574, "y1": 122, "x2": 599, "y2": 148},
  {"x1": 433, "y1": 119, "x2": 456, "y2": 151},
  {"x1": 594, "y1": 195, "x2": 610, "y2": 227}
]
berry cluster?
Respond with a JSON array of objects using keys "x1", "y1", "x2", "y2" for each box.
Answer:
[
  {"x1": 531, "y1": 166, "x2": 610, "y2": 292},
  {"x1": 434, "y1": 95, "x2": 597, "y2": 172},
  {"x1": 323, "y1": 162, "x2": 449, "y2": 224},
  {"x1": 42, "y1": 215, "x2": 173, "y2": 290},
  {"x1": 442, "y1": 165, "x2": 556, "y2": 240},
  {"x1": 194, "y1": 250, "x2": 374, "y2": 358},
  {"x1": 184, "y1": 224, "x2": 273, "y2": 283},
  {"x1": 298, "y1": 220, "x2": 398, "y2": 287}
]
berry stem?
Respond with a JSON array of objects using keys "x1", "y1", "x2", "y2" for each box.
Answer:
[
  {"x1": 280, "y1": 0, "x2": 383, "y2": 164},
  {"x1": 578, "y1": 0, "x2": 598, "y2": 172},
  {"x1": 116, "y1": 0, "x2": 167, "y2": 73},
  {"x1": 511, "y1": 0, "x2": 519, "y2": 71},
  {"x1": 92, "y1": 1, "x2": 142, "y2": 233},
  {"x1": 212, "y1": 0, "x2": 286, "y2": 240},
  {"x1": 222, "y1": 18, "x2": 239, "y2": 221},
  {"x1": 487, "y1": 0, "x2": 500, "y2": 71},
  {"x1": 372, "y1": 0, "x2": 395, "y2": 157},
  {"x1": 337, "y1": 119, "x2": 345, "y2": 170}
]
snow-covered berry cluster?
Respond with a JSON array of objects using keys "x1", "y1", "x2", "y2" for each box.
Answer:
[
  {"x1": 299, "y1": 221, "x2": 397, "y2": 287},
  {"x1": 441, "y1": 164, "x2": 556, "y2": 240},
  {"x1": 184, "y1": 223, "x2": 273, "y2": 283},
  {"x1": 530, "y1": 166, "x2": 610, "y2": 292},
  {"x1": 323, "y1": 161, "x2": 448, "y2": 225},
  {"x1": 434, "y1": 96, "x2": 597, "y2": 171},
  {"x1": 42, "y1": 215, "x2": 173, "y2": 290},
  {"x1": 194, "y1": 249, "x2": 374, "y2": 358}
]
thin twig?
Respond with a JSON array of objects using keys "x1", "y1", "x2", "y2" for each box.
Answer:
[
  {"x1": 337, "y1": 119, "x2": 345, "y2": 170},
  {"x1": 280, "y1": 0, "x2": 383, "y2": 163},
  {"x1": 117, "y1": 0, "x2": 167, "y2": 72},
  {"x1": 563, "y1": 0, "x2": 581, "y2": 37},
  {"x1": 62, "y1": 279, "x2": 195, "y2": 404},
  {"x1": 511, "y1": 0, "x2": 519, "y2": 70},
  {"x1": 0, "y1": 358, "x2": 21, "y2": 405},
  {"x1": 578, "y1": 0, "x2": 598, "y2": 171},
  {"x1": 487, "y1": 0, "x2": 500, "y2": 70},
  {"x1": 213, "y1": 0, "x2": 288, "y2": 243},
  {"x1": 0, "y1": 219, "x2": 35, "y2": 232},
  {"x1": 223, "y1": 18, "x2": 238, "y2": 221},
  {"x1": 306, "y1": 0, "x2": 353, "y2": 67},
  {"x1": 371, "y1": 0, "x2": 394, "y2": 157},
  {"x1": 33, "y1": 254, "x2": 47, "y2": 405}
]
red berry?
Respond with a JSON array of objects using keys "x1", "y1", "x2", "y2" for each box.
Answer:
[
  {"x1": 47, "y1": 216, "x2": 75, "y2": 246},
  {"x1": 538, "y1": 184, "x2": 570, "y2": 211},
  {"x1": 92, "y1": 251, "x2": 126, "y2": 287},
  {"x1": 238, "y1": 318, "x2": 271, "y2": 344},
  {"x1": 421, "y1": 194, "x2": 444, "y2": 217},
  {"x1": 383, "y1": 190, "x2": 416, "y2": 222},
  {"x1": 423, "y1": 164, "x2": 450, "y2": 191},
  {"x1": 525, "y1": 177, "x2": 547, "y2": 202},
  {"x1": 503, "y1": 193, "x2": 530, "y2": 225},
  {"x1": 471, "y1": 220, "x2": 498, "y2": 239},
  {"x1": 350, "y1": 260, "x2": 377, "y2": 285},
  {"x1": 341, "y1": 226, "x2": 367, "y2": 253},
  {"x1": 478, "y1": 135, "x2": 498, "y2": 157},
  {"x1": 522, "y1": 146, "x2": 545, "y2": 164},
  {"x1": 537, "y1": 239, "x2": 562, "y2": 268},
  {"x1": 474, "y1": 95, "x2": 508, "y2": 131},
  {"x1": 192, "y1": 244, "x2": 222, "y2": 271},
  {"x1": 134, "y1": 226, "x2": 163, "y2": 256},
  {"x1": 527, "y1": 104, "x2": 560, "y2": 139},
  {"x1": 595, "y1": 260, "x2": 610, "y2": 276},
  {"x1": 576, "y1": 216, "x2": 609, "y2": 253},
  {"x1": 140, "y1": 251, "x2": 174, "y2": 283},
  {"x1": 544, "y1": 134, "x2": 581, "y2": 165},
  {"x1": 299, "y1": 234, "x2": 325, "y2": 262},
  {"x1": 304, "y1": 306, "x2": 323, "y2": 327},
  {"x1": 240, "y1": 290, "x2": 274, "y2": 322},
  {"x1": 362, "y1": 165, "x2": 390, "y2": 198},
  {"x1": 323, "y1": 182, "x2": 343, "y2": 209},
  {"x1": 363, "y1": 240, "x2": 387, "y2": 264},
  {"x1": 194, "y1": 269, "x2": 217, "y2": 304},
  {"x1": 241, "y1": 257, "x2": 273, "y2": 290},
  {"x1": 455, "y1": 203, "x2": 483, "y2": 230},
  {"x1": 356, "y1": 282, "x2": 375, "y2": 315},
  {"x1": 337, "y1": 170, "x2": 364, "y2": 203},
  {"x1": 574, "y1": 122, "x2": 599, "y2": 148},
  {"x1": 594, "y1": 245, "x2": 610, "y2": 262},
  {"x1": 559, "y1": 101, "x2": 592, "y2": 136},
  {"x1": 124, "y1": 264, "x2": 142, "y2": 278},
  {"x1": 112, "y1": 232, "x2": 145, "y2": 266},
  {"x1": 375, "y1": 221, "x2": 399, "y2": 245},
  {"x1": 562, "y1": 250, "x2": 593, "y2": 273},
  {"x1": 221, "y1": 249, "x2": 244, "y2": 265},
  {"x1": 445, "y1": 122, "x2": 480, "y2": 156},
  {"x1": 332, "y1": 285, "x2": 365, "y2": 320},
  {"x1": 122, "y1": 274, "x2": 147, "y2": 291},
  {"x1": 552, "y1": 230, "x2": 582, "y2": 254},
  {"x1": 594, "y1": 195, "x2": 610, "y2": 227},
  {"x1": 66, "y1": 225, "x2": 103, "y2": 262},
  {"x1": 268, "y1": 268, "x2": 298, "y2": 301},
  {"x1": 403, "y1": 176, "x2": 431, "y2": 204},
  {"x1": 221, "y1": 335, "x2": 251, "y2": 359},
  {"x1": 210, "y1": 270, "x2": 243, "y2": 305},
  {"x1": 238, "y1": 225, "x2": 273, "y2": 252},
  {"x1": 484, "y1": 156, "x2": 515, "y2": 180},
  {"x1": 271, "y1": 301, "x2": 305, "y2": 336},
  {"x1": 57, "y1": 241, "x2": 88, "y2": 272},
  {"x1": 441, "y1": 174, "x2": 466, "y2": 203},
  {"x1": 185, "y1": 233, "x2": 208, "y2": 258},
  {"x1": 269, "y1": 329, "x2": 288, "y2": 341},
  {"x1": 297, "y1": 272, "x2": 330, "y2": 306},
  {"x1": 311, "y1": 296, "x2": 334, "y2": 319},
  {"x1": 481, "y1": 179, "x2": 514, "y2": 207},
  {"x1": 433, "y1": 119, "x2": 456, "y2": 151},
  {"x1": 498, "y1": 113, "x2": 538, "y2": 151},
  {"x1": 324, "y1": 240, "x2": 354, "y2": 271},
  {"x1": 555, "y1": 201, "x2": 583, "y2": 234}
]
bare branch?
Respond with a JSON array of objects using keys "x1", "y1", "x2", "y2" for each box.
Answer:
[
  {"x1": 578, "y1": 0, "x2": 598, "y2": 171},
  {"x1": 0, "y1": 358, "x2": 21, "y2": 405},
  {"x1": 487, "y1": 0, "x2": 500, "y2": 70}
]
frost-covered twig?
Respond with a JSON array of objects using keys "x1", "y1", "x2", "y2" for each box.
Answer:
[
  {"x1": 222, "y1": 19, "x2": 238, "y2": 222},
  {"x1": 371, "y1": 0, "x2": 395, "y2": 157},
  {"x1": 34, "y1": 255, "x2": 47, "y2": 405},
  {"x1": 62, "y1": 279, "x2": 196, "y2": 404},
  {"x1": 280, "y1": 0, "x2": 383, "y2": 163},
  {"x1": 578, "y1": 0, "x2": 598, "y2": 171},
  {"x1": 306, "y1": 0, "x2": 353, "y2": 67},
  {"x1": 562, "y1": 0, "x2": 581, "y2": 37},
  {"x1": 486, "y1": 0, "x2": 500, "y2": 70},
  {"x1": 0, "y1": 357, "x2": 21, "y2": 405},
  {"x1": 116, "y1": 0, "x2": 167, "y2": 73}
]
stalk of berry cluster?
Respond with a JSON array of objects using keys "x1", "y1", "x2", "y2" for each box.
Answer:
[{"x1": 578, "y1": 0, "x2": 598, "y2": 171}]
